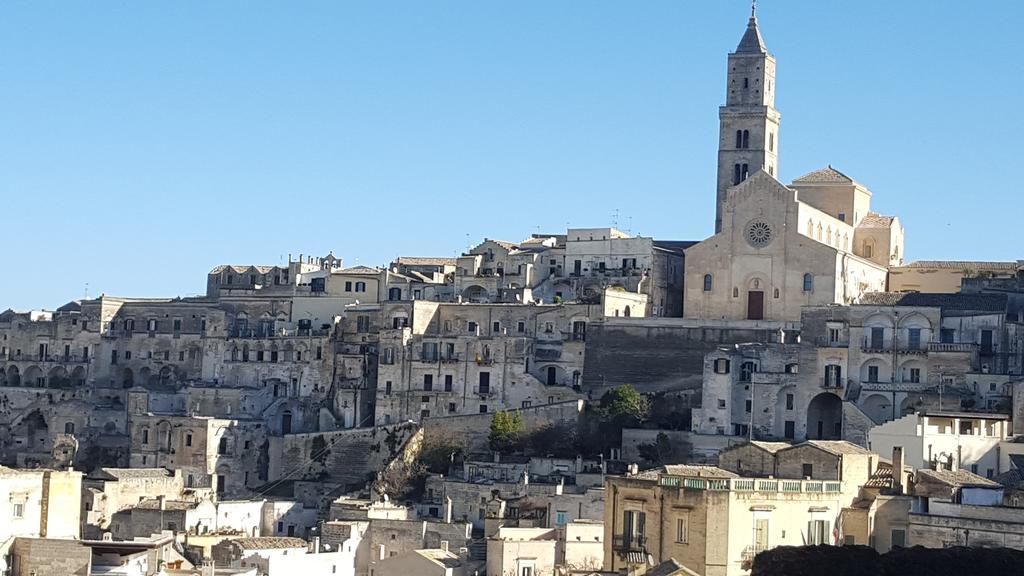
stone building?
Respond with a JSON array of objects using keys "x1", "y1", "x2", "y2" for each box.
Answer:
[
  {"x1": 374, "y1": 300, "x2": 598, "y2": 423},
  {"x1": 889, "y1": 261, "x2": 1022, "y2": 294},
  {"x1": 603, "y1": 463, "x2": 857, "y2": 576},
  {"x1": 687, "y1": 11, "x2": 902, "y2": 323}
]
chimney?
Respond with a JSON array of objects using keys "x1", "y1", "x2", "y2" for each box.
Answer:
[
  {"x1": 440, "y1": 540, "x2": 449, "y2": 553},
  {"x1": 891, "y1": 446, "x2": 905, "y2": 494},
  {"x1": 628, "y1": 463, "x2": 639, "y2": 476},
  {"x1": 313, "y1": 537, "x2": 321, "y2": 554},
  {"x1": 158, "y1": 495, "x2": 166, "y2": 511},
  {"x1": 444, "y1": 496, "x2": 453, "y2": 524}
]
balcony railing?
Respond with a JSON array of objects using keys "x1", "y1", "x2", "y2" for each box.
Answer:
[
  {"x1": 612, "y1": 535, "x2": 647, "y2": 553},
  {"x1": 861, "y1": 338, "x2": 928, "y2": 354},
  {"x1": 473, "y1": 386, "x2": 495, "y2": 397},
  {"x1": 928, "y1": 342, "x2": 977, "y2": 354},
  {"x1": 657, "y1": 475, "x2": 842, "y2": 494},
  {"x1": 1, "y1": 354, "x2": 91, "y2": 364}
]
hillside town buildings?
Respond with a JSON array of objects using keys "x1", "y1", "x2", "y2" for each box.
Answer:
[{"x1": 1, "y1": 7, "x2": 1023, "y2": 576}]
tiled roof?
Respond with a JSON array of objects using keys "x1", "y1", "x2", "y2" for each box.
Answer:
[
  {"x1": 917, "y1": 468, "x2": 1001, "y2": 489},
  {"x1": 792, "y1": 166, "x2": 854, "y2": 184},
  {"x1": 857, "y1": 212, "x2": 896, "y2": 229},
  {"x1": 800, "y1": 440, "x2": 874, "y2": 456},
  {"x1": 209, "y1": 265, "x2": 279, "y2": 275},
  {"x1": 491, "y1": 240, "x2": 518, "y2": 250},
  {"x1": 337, "y1": 266, "x2": 381, "y2": 275},
  {"x1": 856, "y1": 292, "x2": 1008, "y2": 312},
  {"x1": 634, "y1": 465, "x2": 738, "y2": 480},
  {"x1": 99, "y1": 467, "x2": 174, "y2": 480},
  {"x1": 899, "y1": 260, "x2": 1020, "y2": 271},
  {"x1": 396, "y1": 257, "x2": 457, "y2": 266},
  {"x1": 231, "y1": 537, "x2": 308, "y2": 550},
  {"x1": 749, "y1": 441, "x2": 792, "y2": 453}
]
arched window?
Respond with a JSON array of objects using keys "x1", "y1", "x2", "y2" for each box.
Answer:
[
  {"x1": 803, "y1": 273, "x2": 814, "y2": 292},
  {"x1": 64, "y1": 422, "x2": 75, "y2": 435},
  {"x1": 817, "y1": 223, "x2": 823, "y2": 241},
  {"x1": 807, "y1": 220, "x2": 814, "y2": 236},
  {"x1": 736, "y1": 130, "x2": 743, "y2": 149},
  {"x1": 773, "y1": 288, "x2": 780, "y2": 299},
  {"x1": 355, "y1": 281, "x2": 366, "y2": 293},
  {"x1": 624, "y1": 306, "x2": 631, "y2": 317},
  {"x1": 703, "y1": 274, "x2": 713, "y2": 292},
  {"x1": 742, "y1": 130, "x2": 750, "y2": 149},
  {"x1": 733, "y1": 287, "x2": 740, "y2": 298}
]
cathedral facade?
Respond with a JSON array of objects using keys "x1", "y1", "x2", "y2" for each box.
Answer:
[{"x1": 684, "y1": 12, "x2": 904, "y2": 323}]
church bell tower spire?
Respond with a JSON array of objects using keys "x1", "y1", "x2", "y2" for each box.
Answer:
[{"x1": 714, "y1": 7, "x2": 780, "y2": 233}]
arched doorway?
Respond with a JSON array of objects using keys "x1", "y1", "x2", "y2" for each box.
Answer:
[
  {"x1": 282, "y1": 410, "x2": 293, "y2": 435},
  {"x1": 806, "y1": 393, "x2": 842, "y2": 440},
  {"x1": 6, "y1": 366, "x2": 18, "y2": 387},
  {"x1": 623, "y1": 306, "x2": 631, "y2": 317},
  {"x1": 861, "y1": 394, "x2": 892, "y2": 424}
]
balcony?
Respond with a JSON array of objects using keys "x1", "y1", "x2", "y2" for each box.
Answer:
[
  {"x1": 658, "y1": 474, "x2": 842, "y2": 494},
  {"x1": 928, "y1": 342, "x2": 976, "y2": 354},
  {"x1": 861, "y1": 338, "x2": 928, "y2": 355},
  {"x1": 814, "y1": 336, "x2": 849, "y2": 348},
  {"x1": 1, "y1": 354, "x2": 91, "y2": 364},
  {"x1": 473, "y1": 386, "x2": 495, "y2": 397},
  {"x1": 821, "y1": 377, "x2": 845, "y2": 389},
  {"x1": 612, "y1": 535, "x2": 647, "y2": 553}
]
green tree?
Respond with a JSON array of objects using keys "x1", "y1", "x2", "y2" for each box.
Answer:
[
  {"x1": 598, "y1": 384, "x2": 650, "y2": 426},
  {"x1": 489, "y1": 410, "x2": 525, "y2": 453}
]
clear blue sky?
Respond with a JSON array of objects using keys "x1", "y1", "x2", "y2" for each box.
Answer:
[{"x1": 1, "y1": 2, "x2": 1018, "y2": 310}]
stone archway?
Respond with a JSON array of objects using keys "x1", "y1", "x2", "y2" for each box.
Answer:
[
  {"x1": 806, "y1": 392, "x2": 842, "y2": 440},
  {"x1": 861, "y1": 393, "x2": 892, "y2": 424}
]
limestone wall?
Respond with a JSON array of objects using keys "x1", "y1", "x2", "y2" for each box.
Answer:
[
  {"x1": 422, "y1": 400, "x2": 583, "y2": 453},
  {"x1": 268, "y1": 423, "x2": 419, "y2": 487}
]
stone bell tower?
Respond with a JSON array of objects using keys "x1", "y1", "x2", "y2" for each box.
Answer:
[{"x1": 714, "y1": 5, "x2": 781, "y2": 233}]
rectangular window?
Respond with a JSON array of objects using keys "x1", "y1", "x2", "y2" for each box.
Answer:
[
  {"x1": 807, "y1": 519, "x2": 829, "y2": 545},
  {"x1": 907, "y1": 328, "x2": 921, "y2": 350},
  {"x1": 479, "y1": 405, "x2": 488, "y2": 414},
  {"x1": 868, "y1": 366, "x2": 879, "y2": 383},
  {"x1": 754, "y1": 518, "x2": 769, "y2": 552},
  {"x1": 173, "y1": 319, "x2": 182, "y2": 331},
  {"x1": 468, "y1": 322, "x2": 478, "y2": 333},
  {"x1": 909, "y1": 368, "x2": 921, "y2": 383},
  {"x1": 828, "y1": 328, "x2": 840, "y2": 343},
  {"x1": 891, "y1": 529, "x2": 906, "y2": 548},
  {"x1": 940, "y1": 328, "x2": 955, "y2": 344},
  {"x1": 786, "y1": 394, "x2": 794, "y2": 410},
  {"x1": 444, "y1": 375, "x2": 453, "y2": 392},
  {"x1": 784, "y1": 420, "x2": 795, "y2": 439},
  {"x1": 12, "y1": 503, "x2": 24, "y2": 518},
  {"x1": 448, "y1": 402, "x2": 456, "y2": 413},
  {"x1": 517, "y1": 321, "x2": 526, "y2": 333},
  {"x1": 478, "y1": 372, "x2": 490, "y2": 393},
  {"x1": 718, "y1": 399, "x2": 726, "y2": 409},
  {"x1": 745, "y1": 399, "x2": 752, "y2": 413},
  {"x1": 423, "y1": 374, "x2": 433, "y2": 391},
  {"x1": 492, "y1": 321, "x2": 501, "y2": 334},
  {"x1": 622, "y1": 510, "x2": 646, "y2": 550},
  {"x1": 870, "y1": 327, "x2": 884, "y2": 349},
  {"x1": 345, "y1": 281, "x2": 352, "y2": 292},
  {"x1": 676, "y1": 515, "x2": 688, "y2": 543},
  {"x1": 385, "y1": 381, "x2": 392, "y2": 395},
  {"x1": 148, "y1": 319, "x2": 158, "y2": 332},
  {"x1": 714, "y1": 358, "x2": 730, "y2": 374},
  {"x1": 142, "y1": 429, "x2": 149, "y2": 444},
  {"x1": 802, "y1": 463, "x2": 813, "y2": 478}
]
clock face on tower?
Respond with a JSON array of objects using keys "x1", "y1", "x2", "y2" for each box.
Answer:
[{"x1": 745, "y1": 219, "x2": 773, "y2": 248}]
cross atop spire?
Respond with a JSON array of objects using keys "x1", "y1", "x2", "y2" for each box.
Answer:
[{"x1": 736, "y1": 5, "x2": 768, "y2": 54}]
